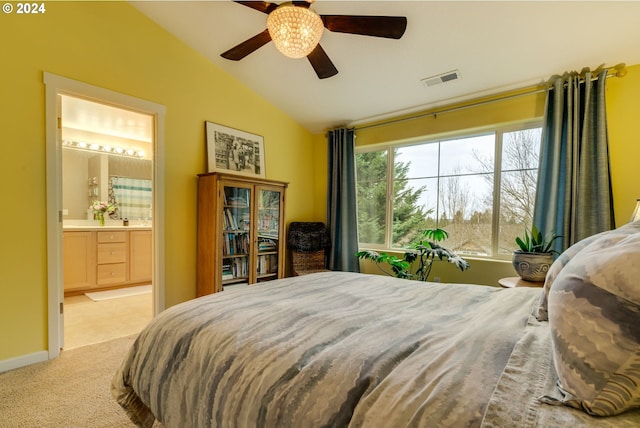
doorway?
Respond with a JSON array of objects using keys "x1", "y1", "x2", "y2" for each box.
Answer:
[
  {"x1": 44, "y1": 73, "x2": 166, "y2": 359},
  {"x1": 61, "y1": 95, "x2": 154, "y2": 349}
]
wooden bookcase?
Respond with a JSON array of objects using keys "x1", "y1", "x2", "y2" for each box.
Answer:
[{"x1": 197, "y1": 172, "x2": 287, "y2": 296}]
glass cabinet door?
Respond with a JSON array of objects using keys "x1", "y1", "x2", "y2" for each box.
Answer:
[
  {"x1": 256, "y1": 187, "x2": 282, "y2": 282},
  {"x1": 221, "y1": 185, "x2": 251, "y2": 285}
]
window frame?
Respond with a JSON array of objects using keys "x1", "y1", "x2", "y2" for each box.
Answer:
[{"x1": 355, "y1": 119, "x2": 543, "y2": 260}]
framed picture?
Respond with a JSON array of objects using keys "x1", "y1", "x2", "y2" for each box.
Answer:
[{"x1": 206, "y1": 121, "x2": 265, "y2": 178}]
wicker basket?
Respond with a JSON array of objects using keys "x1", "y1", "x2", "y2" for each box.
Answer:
[
  {"x1": 287, "y1": 222, "x2": 331, "y2": 276},
  {"x1": 291, "y1": 250, "x2": 330, "y2": 276}
]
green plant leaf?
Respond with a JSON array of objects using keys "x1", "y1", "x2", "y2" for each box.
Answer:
[
  {"x1": 515, "y1": 236, "x2": 528, "y2": 252},
  {"x1": 514, "y1": 225, "x2": 561, "y2": 254},
  {"x1": 356, "y1": 227, "x2": 470, "y2": 281},
  {"x1": 422, "y1": 228, "x2": 449, "y2": 242}
]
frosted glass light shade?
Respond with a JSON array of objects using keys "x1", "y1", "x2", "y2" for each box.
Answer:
[{"x1": 267, "y1": 4, "x2": 324, "y2": 59}]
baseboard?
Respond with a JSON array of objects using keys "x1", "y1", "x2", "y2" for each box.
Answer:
[{"x1": 0, "y1": 350, "x2": 48, "y2": 373}]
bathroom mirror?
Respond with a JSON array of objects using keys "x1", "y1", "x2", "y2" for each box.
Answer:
[
  {"x1": 62, "y1": 148, "x2": 152, "y2": 220},
  {"x1": 61, "y1": 95, "x2": 154, "y2": 223}
]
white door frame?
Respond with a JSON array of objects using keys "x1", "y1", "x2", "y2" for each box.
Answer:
[{"x1": 44, "y1": 72, "x2": 166, "y2": 359}]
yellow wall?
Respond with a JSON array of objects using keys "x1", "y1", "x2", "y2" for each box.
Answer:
[
  {"x1": 354, "y1": 88, "x2": 547, "y2": 147},
  {"x1": 608, "y1": 66, "x2": 640, "y2": 226},
  {"x1": 355, "y1": 65, "x2": 640, "y2": 285},
  {"x1": 0, "y1": 2, "x2": 321, "y2": 361}
]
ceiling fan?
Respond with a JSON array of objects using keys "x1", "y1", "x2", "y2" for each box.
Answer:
[{"x1": 221, "y1": 1, "x2": 407, "y2": 79}]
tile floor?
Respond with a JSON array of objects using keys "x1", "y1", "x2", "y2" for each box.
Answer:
[{"x1": 63, "y1": 291, "x2": 153, "y2": 350}]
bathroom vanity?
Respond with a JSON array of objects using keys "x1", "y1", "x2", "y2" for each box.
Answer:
[{"x1": 63, "y1": 225, "x2": 152, "y2": 295}]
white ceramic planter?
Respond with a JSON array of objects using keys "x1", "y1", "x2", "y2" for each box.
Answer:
[{"x1": 512, "y1": 251, "x2": 553, "y2": 282}]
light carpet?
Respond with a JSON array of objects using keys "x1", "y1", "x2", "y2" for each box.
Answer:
[
  {"x1": 85, "y1": 284, "x2": 152, "y2": 301},
  {"x1": 0, "y1": 335, "x2": 163, "y2": 428}
]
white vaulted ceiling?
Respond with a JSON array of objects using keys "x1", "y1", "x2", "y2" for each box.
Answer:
[{"x1": 131, "y1": 1, "x2": 640, "y2": 133}]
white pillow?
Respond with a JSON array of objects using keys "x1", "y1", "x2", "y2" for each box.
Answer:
[{"x1": 546, "y1": 231, "x2": 640, "y2": 416}]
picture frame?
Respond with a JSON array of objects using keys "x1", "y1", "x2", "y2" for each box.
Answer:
[{"x1": 206, "y1": 121, "x2": 265, "y2": 178}]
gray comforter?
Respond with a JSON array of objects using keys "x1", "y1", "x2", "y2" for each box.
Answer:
[{"x1": 112, "y1": 272, "x2": 640, "y2": 427}]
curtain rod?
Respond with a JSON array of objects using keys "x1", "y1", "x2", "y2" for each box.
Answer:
[
  {"x1": 547, "y1": 65, "x2": 625, "y2": 89},
  {"x1": 353, "y1": 64, "x2": 625, "y2": 133},
  {"x1": 353, "y1": 88, "x2": 546, "y2": 132}
]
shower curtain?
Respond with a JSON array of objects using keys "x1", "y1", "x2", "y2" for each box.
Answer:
[{"x1": 109, "y1": 177, "x2": 152, "y2": 221}]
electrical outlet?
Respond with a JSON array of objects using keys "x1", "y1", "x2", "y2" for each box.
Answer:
[
  {"x1": 62, "y1": 209, "x2": 69, "y2": 215},
  {"x1": 433, "y1": 277, "x2": 441, "y2": 282}
]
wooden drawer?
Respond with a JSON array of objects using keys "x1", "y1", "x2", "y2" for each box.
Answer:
[
  {"x1": 97, "y1": 263, "x2": 127, "y2": 285},
  {"x1": 97, "y1": 242, "x2": 127, "y2": 264},
  {"x1": 97, "y1": 231, "x2": 126, "y2": 243}
]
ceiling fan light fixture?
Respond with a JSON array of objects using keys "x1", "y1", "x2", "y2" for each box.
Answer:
[{"x1": 267, "y1": 3, "x2": 324, "y2": 59}]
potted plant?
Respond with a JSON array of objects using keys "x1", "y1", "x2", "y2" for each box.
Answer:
[
  {"x1": 512, "y1": 225, "x2": 561, "y2": 282},
  {"x1": 356, "y1": 228, "x2": 470, "y2": 282}
]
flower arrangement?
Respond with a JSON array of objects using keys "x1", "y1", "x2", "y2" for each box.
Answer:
[{"x1": 91, "y1": 200, "x2": 116, "y2": 225}]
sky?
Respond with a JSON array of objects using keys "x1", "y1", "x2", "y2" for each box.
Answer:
[{"x1": 395, "y1": 133, "x2": 495, "y2": 218}]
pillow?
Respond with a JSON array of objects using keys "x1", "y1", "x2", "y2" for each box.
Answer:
[
  {"x1": 536, "y1": 220, "x2": 640, "y2": 321},
  {"x1": 546, "y1": 231, "x2": 640, "y2": 416},
  {"x1": 536, "y1": 232, "x2": 603, "y2": 321}
]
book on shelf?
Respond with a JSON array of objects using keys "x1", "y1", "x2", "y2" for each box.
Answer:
[
  {"x1": 222, "y1": 263, "x2": 234, "y2": 280},
  {"x1": 223, "y1": 232, "x2": 250, "y2": 256},
  {"x1": 257, "y1": 254, "x2": 278, "y2": 275},
  {"x1": 258, "y1": 237, "x2": 277, "y2": 252},
  {"x1": 230, "y1": 257, "x2": 248, "y2": 278},
  {"x1": 241, "y1": 212, "x2": 250, "y2": 230},
  {"x1": 224, "y1": 208, "x2": 238, "y2": 230},
  {"x1": 223, "y1": 207, "x2": 252, "y2": 232},
  {"x1": 223, "y1": 236, "x2": 231, "y2": 255}
]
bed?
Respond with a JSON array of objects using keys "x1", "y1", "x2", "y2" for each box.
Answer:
[{"x1": 112, "y1": 225, "x2": 640, "y2": 427}]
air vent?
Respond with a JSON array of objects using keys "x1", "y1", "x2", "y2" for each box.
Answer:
[{"x1": 421, "y1": 70, "x2": 462, "y2": 87}]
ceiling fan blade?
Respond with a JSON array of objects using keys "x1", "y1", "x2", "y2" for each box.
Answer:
[
  {"x1": 321, "y1": 15, "x2": 407, "y2": 39},
  {"x1": 221, "y1": 29, "x2": 272, "y2": 60},
  {"x1": 234, "y1": 1, "x2": 279, "y2": 14},
  {"x1": 307, "y1": 44, "x2": 338, "y2": 79}
]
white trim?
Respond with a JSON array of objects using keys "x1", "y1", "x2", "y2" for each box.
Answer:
[
  {"x1": 43, "y1": 72, "x2": 166, "y2": 360},
  {"x1": 0, "y1": 351, "x2": 48, "y2": 373},
  {"x1": 44, "y1": 75, "x2": 63, "y2": 358}
]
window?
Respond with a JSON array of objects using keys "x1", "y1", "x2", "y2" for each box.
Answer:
[{"x1": 355, "y1": 122, "x2": 542, "y2": 258}]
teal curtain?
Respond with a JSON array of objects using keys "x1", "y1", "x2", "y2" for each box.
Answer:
[
  {"x1": 327, "y1": 128, "x2": 360, "y2": 272},
  {"x1": 533, "y1": 69, "x2": 614, "y2": 253}
]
